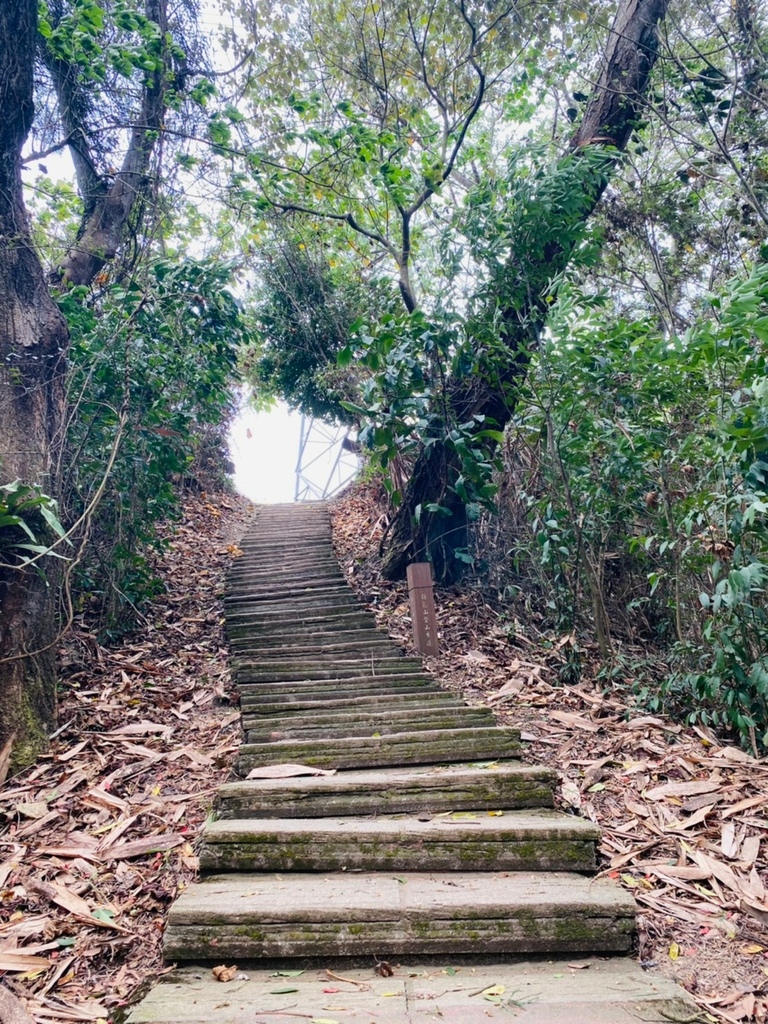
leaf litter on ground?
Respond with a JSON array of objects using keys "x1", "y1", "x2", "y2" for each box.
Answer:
[
  {"x1": 330, "y1": 480, "x2": 768, "y2": 1024},
  {"x1": 0, "y1": 492, "x2": 253, "y2": 1022}
]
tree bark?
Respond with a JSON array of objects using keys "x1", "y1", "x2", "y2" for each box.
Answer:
[
  {"x1": 381, "y1": 0, "x2": 670, "y2": 583},
  {"x1": 0, "y1": 2, "x2": 70, "y2": 768}
]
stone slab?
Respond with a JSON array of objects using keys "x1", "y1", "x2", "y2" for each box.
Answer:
[
  {"x1": 236, "y1": 726, "x2": 521, "y2": 773},
  {"x1": 127, "y1": 959, "x2": 697, "y2": 1024},
  {"x1": 163, "y1": 872, "x2": 635, "y2": 960},
  {"x1": 241, "y1": 707, "x2": 495, "y2": 741},
  {"x1": 199, "y1": 810, "x2": 598, "y2": 873},
  {"x1": 242, "y1": 693, "x2": 465, "y2": 717},
  {"x1": 214, "y1": 763, "x2": 555, "y2": 818},
  {"x1": 238, "y1": 680, "x2": 442, "y2": 705}
]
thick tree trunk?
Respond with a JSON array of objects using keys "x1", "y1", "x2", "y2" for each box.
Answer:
[
  {"x1": 0, "y1": 1, "x2": 70, "y2": 768},
  {"x1": 381, "y1": 0, "x2": 670, "y2": 583}
]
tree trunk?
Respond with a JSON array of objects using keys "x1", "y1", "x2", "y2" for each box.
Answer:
[
  {"x1": 0, "y1": 1, "x2": 70, "y2": 769},
  {"x1": 381, "y1": 0, "x2": 670, "y2": 583},
  {"x1": 51, "y1": 0, "x2": 169, "y2": 288}
]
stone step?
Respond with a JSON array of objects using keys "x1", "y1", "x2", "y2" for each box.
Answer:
[
  {"x1": 234, "y1": 661, "x2": 425, "y2": 683},
  {"x1": 200, "y1": 809, "x2": 597, "y2": 874},
  {"x1": 214, "y1": 763, "x2": 555, "y2": 818},
  {"x1": 225, "y1": 595, "x2": 363, "y2": 614},
  {"x1": 226, "y1": 568, "x2": 342, "y2": 584},
  {"x1": 230, "y1": 638, "x2": 400, "y2": 658},
  {"x1": 225, "y1": 584, "x2": 353, "y2": 604},
  {"x1": 242, "y1": 692, "x2": 465, "y2": 717},
  {"x1": 226, "y1": 615, "x2": 378, "y2": 638},
  {"x1": 238, "y1": 678, "x2": 443, "y2": 704},
  {"x1": 236, "y1": 726, "x2": 521, "y2": 774},
  {"x1": 242, "y1": 707, "x2": 495, "y2": 742},
  {"x1": 226, "y1": 572, "x2": 344, "y2": 588},
  {"x1": 242, "y1": 702, "x2": 495, "y2": 729},
  {"x1": 126, "y1": 959, "x2": 698, "y2": 1024},
  {"x1": 229, "y1": 632, "x2": 392, "y2": 652},
  {"x1": 163, "y1": 871, "x2": 636, "y2": 961},
  {"x1": 226, "y1": 607, "x2": 374, "y2": 626}
]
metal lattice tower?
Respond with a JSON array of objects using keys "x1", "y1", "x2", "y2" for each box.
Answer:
[{"x1": 294, "y1": 416, "x2": 359, "y2": 501}]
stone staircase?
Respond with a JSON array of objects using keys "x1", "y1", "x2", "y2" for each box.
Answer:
[{"x1": 129, "y1": 502, "x2": 695, "y2": 1023}]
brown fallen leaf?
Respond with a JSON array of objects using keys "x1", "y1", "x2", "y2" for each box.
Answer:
[
  {"x1": 0, "y1": 952, "x2": 52, "y2": 971},
  {"x1": 23, "y1": 876, "x2": 127, "y2": 932},
  {"x1": 245, "y1": 763, "x2": 337, "y2": 779},
  {"x1": 644, "y1": 779, "x2": 722, "y2": 801},
  {"x1": 0, "y1": 733, "x2": 15, "y2": 790},
  {"x1": 212, "y1": 963, "x2": 239, "y2": 982},
  {"x1": 567, "y1": 962, "x2": 591, "y2": 970},
  {"x1": 105, "y1": 833, "x2": 185, "y2": 861},
  {"x1": 549, "y1": 710, "x2": 603, "y2": 732}
]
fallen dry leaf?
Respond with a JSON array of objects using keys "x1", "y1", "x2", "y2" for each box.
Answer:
[
  {"x1": 245, "y1": 763, "x2": 337, "y2": 779},
  {"x1": 212, "y1": 963, "x2": 239, "y2": 982}
]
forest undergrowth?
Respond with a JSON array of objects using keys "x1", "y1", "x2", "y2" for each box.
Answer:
[{"x1": 331, "y1": 480, "x2": 768, "y2": 1024}]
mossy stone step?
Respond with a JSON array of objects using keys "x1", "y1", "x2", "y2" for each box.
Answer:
[
  {"x1": 225, "y1": 585, "x2": 353, "y2": 605},
  {"x1": 163, "y1": 871, "x2": 635, "y2": 961},
  {"x1": 225, "y1": 595, "x2": 362, "y2": 614},
  {"x1": 229, "y1": 631, "x2": 392, "y2": 650},
  {"x1": 226, "y1": 614, "x2": 378, "y2": 637},
  {"x1": 226, "y1": 573, "x2": 344, "y2": 589},
  {"x1": 236, "y1": 726, "x2": 521, "y2": 774},
  {"x1": 243, "y1": 693, "x2": 465, "y2": 718},
  {"x1": 214, "y1": 763, "x2": 555, "y2": 819},
  {"x1": 235, "y1": 661, "x2": 425, "y2": 683},
  {"x1": 242, "y1": 706, "x2": 496, "y2": 742},
  {"x1": 238, "y1": 678, "x2": 442, "y2": 705},
  {"x1": 230, "y1": 639, "x2": 400, "y2": 658},
  {"x1": 200, "y1": 810, "x2": 597, "y2": 873}
]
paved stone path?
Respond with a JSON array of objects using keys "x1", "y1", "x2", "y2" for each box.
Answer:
[{"x1": 129, "y1": 502, "x2": 695, "y2": 1023}]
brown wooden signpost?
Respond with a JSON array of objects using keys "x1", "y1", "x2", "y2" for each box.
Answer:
[{"x1": 406, "y1": 562, "x2": 439, "y2": 656}]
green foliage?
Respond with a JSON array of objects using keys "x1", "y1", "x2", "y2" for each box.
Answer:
[
  {"x1": 503, "y1": 263, "x2": 768, "y2": 749},
  {"x1": 39, "y1": 0, "x2": 164, "y2": 84},
  {"x1": 244, "y1": 233, "x2": 387, "y2": 424},
  {"x1": 60, "y1": 258, "x2": 249, "y2": 634},
  {"x1": 0, "y1": 481, "x2": 68, "y2": 576}
]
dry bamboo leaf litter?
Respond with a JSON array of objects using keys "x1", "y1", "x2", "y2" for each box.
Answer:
[{"x1": 0, "y1": 492, "x2": 253, "y2": 1022}]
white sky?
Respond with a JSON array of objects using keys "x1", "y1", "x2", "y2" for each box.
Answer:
[{"x1": 229, "y1": 401, "x2": 301, "y2": 503}]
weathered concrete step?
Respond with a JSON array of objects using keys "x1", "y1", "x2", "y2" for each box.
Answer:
[
  {"x1": 215, "y1": 763, "x2": 555, "y2": 818},
  {"x1": 225, "y1": 595, "x2": 362, "y2": 614},
  {"x1": 242, "y1": 703, "x2": 494, "y2": 730},
  {"x1": 238, "y1": 678, "x2": 442, "y2": 705},
  {"x1": 235, "y1": 661, "x2": 425, "y2": 683},
  {"x1": 226, "y1": 606, "x2": 373, "y2": 625},
  {"x1": 242, "y1": 692, "x2": 465, "y2": 717},
  {"x1": 226, "y1": 614, "x2": 378, "y2": 638},
  {"x1": 226, "y1": 567, "x2": 342, "y2": 584},
  {"x1": 225, "y1": 584, "x2": 352, "y2": 604},
  {"x1": 200, "y1": 809, "x2": 597, "y2": 873},
  {"x1": 237, "y1": 726, "x2": 521, "y2": 774},
  {"x1": 163, "y1": 871, "x2": 635, "y2": 961},
  {"x1": 226, "y1": 572, "x2": 344, "y2": 589},
  {"x1": 229, "y1": 631, "x2": 392, "y2": 651},
  {"x1": 242, "y1": 707, "x2": 495, "y2": 742},
  {"x1": 230, "y1": 638, "x2": 400, "y2": 658},
  {"x1": 126, "y1": 959, "x2": 698, "y2": 1024}
]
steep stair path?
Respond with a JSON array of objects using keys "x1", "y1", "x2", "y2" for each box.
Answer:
[{"x1": 129, "y1": 502, "x2": 695, "y2": 1024}]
